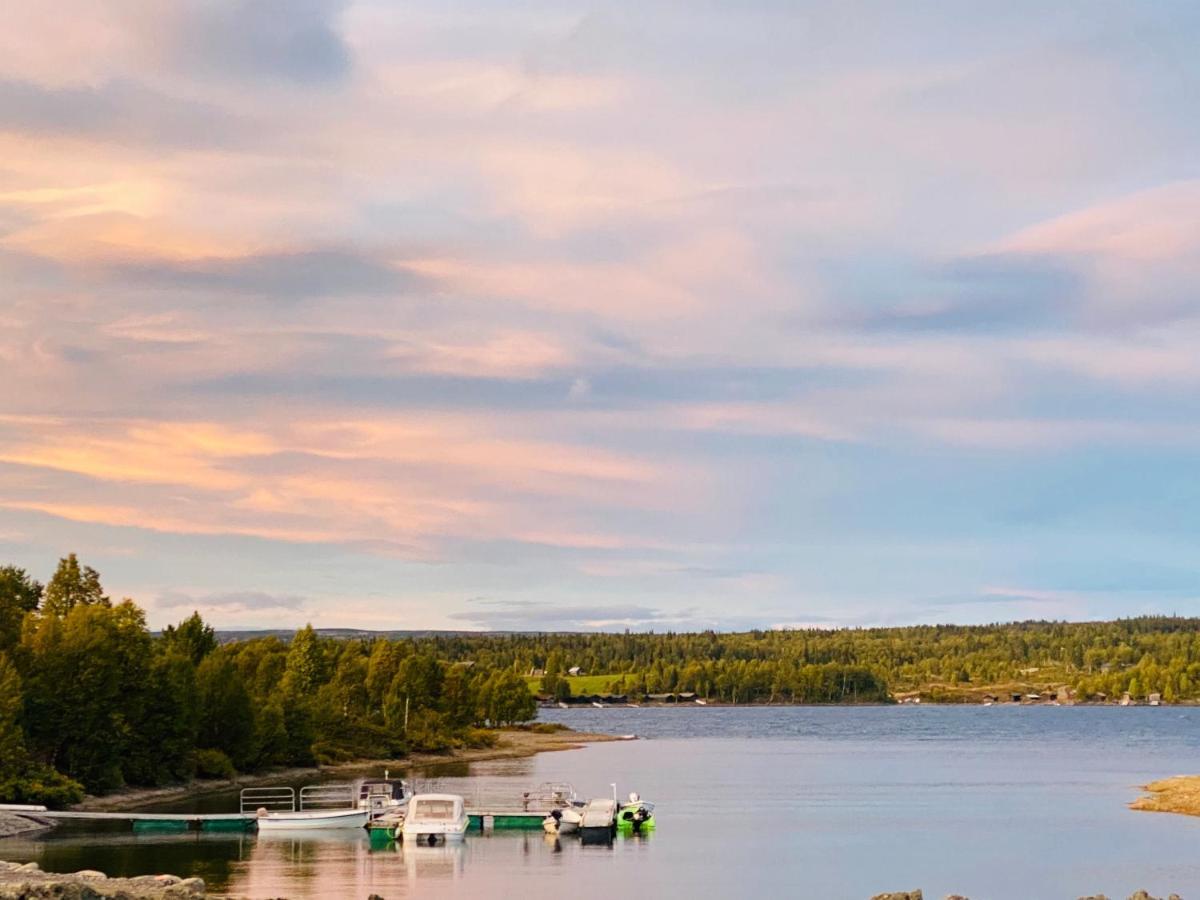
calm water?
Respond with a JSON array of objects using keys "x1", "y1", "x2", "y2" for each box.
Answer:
[{"x1": 5, "y1": 706, "x2": 1200, "y2": 899}]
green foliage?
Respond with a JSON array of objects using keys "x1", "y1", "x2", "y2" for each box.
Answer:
[
  {"x1": 5, "y1": 556, "x2": 558, "y2": 801},
  {"x1": 0, "y1": 566, "x2": 41, "y2": 652},
  {"x1": 0, "y1": 652, "x2": 84, "y2": 807},
  {"x1": 478, "y1": 669, "x2": 537, "y2": 725},
  {"x1": 193, "y1": 748, "x2": 236, "y2": 781},
  {"x1": 41, "y1": 554, "x2": 108, "y2": 618},
  {"x1": 283, "y1": 624, "x2": 325, "y2": 694},
  {"x1": 196, "y1": 652, "x2": 254, "y2": 769},
  {"x1": 161, "y1": 612, "x2": 217, "y2": 666},
  {"x1": 0, "y1": 763, "x2": 84, "y2": 809}
]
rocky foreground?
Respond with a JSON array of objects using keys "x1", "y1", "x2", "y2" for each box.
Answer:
[
  {"x1": 0, "y1": 859, "x2": 1184, "y2": 899},
  {"x1": 0, "y1": 861, "x2": 205, "y2": 899}
]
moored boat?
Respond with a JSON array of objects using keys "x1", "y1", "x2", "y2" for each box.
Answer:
[
  {"x1": 543, "y1": 806, "x2": 583, "y2": 835},
  {"x1": 615, "y1": 792, "x2": 655, "y2": 833},
  {"x1": 256, "y1": 808, "x2": 370, "y2": 831},
  {"x1": 357, "y1": 778, "x2": 409, "y2": 813},
  {"x1": 402, "y1": 794, "x2": 469, "y2": 845}
]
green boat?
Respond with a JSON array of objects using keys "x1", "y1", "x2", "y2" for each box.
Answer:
[{"x1": 615, "y1": 794, "x2": 655, "y2": 834}]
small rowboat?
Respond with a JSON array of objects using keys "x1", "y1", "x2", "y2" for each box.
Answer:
[{"x1": 256, "y1": 808, "x2": 370, "y2": 831}]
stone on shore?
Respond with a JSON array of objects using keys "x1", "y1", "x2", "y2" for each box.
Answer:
[
  {"x1": 0, "y1": 859, "x2": 206, "y2": 898},
  {"x1": 0, "y1": 814, "x2": 54, "y2": 840}
]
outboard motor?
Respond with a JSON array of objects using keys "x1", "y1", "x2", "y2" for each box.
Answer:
[{"x1": 630, "y1": 805, "x2": 651, "y2": 834}]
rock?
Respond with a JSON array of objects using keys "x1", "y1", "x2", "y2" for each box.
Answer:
[
  {"x1": 946, "y1": 896, "x2": 971, "y2": 900},
  {"x1": 0, "y1": 858, "x2": 207, "y2": 897},
  {"x1": 872, "y1": 893, "x2": 923, "y2": 900}
]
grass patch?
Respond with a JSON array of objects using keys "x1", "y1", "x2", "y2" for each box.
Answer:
[{"x1": 524, "y1": 674, "x2": 636, "y2": 695}]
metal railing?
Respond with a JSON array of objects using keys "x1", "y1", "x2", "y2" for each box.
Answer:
[
  {"x1": 299, "y1": 783, "x2": 356, "y2": 811},
  {"x1": 240, "y1": 787, "x2": 295, "y2": 814}
]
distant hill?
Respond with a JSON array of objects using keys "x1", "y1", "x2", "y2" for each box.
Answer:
[{"x1": 213, "y1": 627, "x2": 541, "y2": 643}]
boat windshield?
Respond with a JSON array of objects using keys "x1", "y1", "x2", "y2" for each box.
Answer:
[{"x1": 413, "y1": 800, "x2": 457, "y2": 820}]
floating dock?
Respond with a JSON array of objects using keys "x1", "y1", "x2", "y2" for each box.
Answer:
[
  {"x1": 15, "y1": 806, "x2": 545, "y2": 833},
  {"x1": 30, "y1": 810, "x2": 257, "y2": 832}
]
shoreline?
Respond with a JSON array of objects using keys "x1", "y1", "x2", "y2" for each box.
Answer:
[
  {"x1": 1129, "y1": 775, "x2": 1200, "y2": 818},
  {"x1": 73, "y1": 727, "x2": 624, "y2": 812}
]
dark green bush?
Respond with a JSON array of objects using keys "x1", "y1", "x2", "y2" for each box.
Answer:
[{"x1": 193, "y1": 748, "x2": 236, "y2": 781}]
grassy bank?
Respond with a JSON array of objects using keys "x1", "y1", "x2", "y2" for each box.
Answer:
[{"x1": 74, "y1": 726, "x2": 625, "y2": 812}]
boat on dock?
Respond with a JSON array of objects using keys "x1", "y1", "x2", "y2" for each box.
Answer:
[{"x1": 402, "y1": 794, "x2": 469, "y2": 845}]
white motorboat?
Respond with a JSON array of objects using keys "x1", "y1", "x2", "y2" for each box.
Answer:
[
  {"x1": 522, "y1": 782, "x2": 579, "y2": 811},
  {"x1": 543, "y1": 806, "x2": 583, "y2": 834},
  {"x1": 256, "y1": 807, "x2": 370, "y2": 831},
  {"x1": 357, "y1": 778, "x2": 408, "y2": 813},
  {"x1": 402, "y1": 794, "x2": 469, "y2": 845}
]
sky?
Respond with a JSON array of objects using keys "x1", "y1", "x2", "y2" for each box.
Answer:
[{"x1": 1, "y1": 1, "x2": 1200, "y2": 631}]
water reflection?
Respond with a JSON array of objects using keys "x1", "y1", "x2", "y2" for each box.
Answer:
[{"x1": 8, "y1": 709, "x2": 1200, "y2": 898}]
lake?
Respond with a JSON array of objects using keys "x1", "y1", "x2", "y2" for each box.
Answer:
[{"x1": 4, "y1": 706, "x2": 1200, "y2": 899}]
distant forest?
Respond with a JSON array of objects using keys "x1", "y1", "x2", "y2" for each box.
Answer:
[
  {"x1": 407, "y1": 615, "x2": 1200, "y2": 706},
  {"x1": 3, "y1": 554, "x2": 1198, "y2": 807}
]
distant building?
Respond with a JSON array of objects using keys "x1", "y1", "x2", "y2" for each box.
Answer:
[
  {"x1": 1148, "y1": 692, "x2": 1162, "y2": 706},
  {"x1": 567, "y1": 666, "x2": 583, "y2": 676}
]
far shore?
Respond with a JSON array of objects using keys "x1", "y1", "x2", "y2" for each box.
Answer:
[{"x1": 74, "y1": 727, "x2": 624, "y2": 812}]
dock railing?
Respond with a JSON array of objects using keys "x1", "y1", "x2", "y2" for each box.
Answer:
[
  {"x1": 240, "y1": 787, "x2": 295, "y2": 814},
  {"x1": 299, "y1": 783, "x2": 356, "y2": 811}
]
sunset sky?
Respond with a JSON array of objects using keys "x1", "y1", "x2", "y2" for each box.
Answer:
[{"x1": 2, "y1": 2, "x2": 1199, "y2": 630}]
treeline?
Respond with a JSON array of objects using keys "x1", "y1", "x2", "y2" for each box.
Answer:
[
  {"x1": 0, "y1": 556, "x2": 535, "y2": 807},
  {"x1": 364, "y1": 618, "x2": 1200, "y2": 705}
]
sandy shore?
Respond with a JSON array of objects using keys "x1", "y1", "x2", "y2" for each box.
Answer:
[
  {"x1": 74, "y1": 727, "x2": 625, "y2": 811},
  {"x1": 1129, "y1": 775, "x2": 1200, "y2": 817}
]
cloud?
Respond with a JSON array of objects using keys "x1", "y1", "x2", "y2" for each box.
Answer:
[
  {"x1": 1, "y1": 1, "x2": 1199, "y2": 630},
  {"x1": 448, "y1": 599, "x2": 777, "y2": 632},
  {"x1": 157, "y1": 589, "x2": 306, "y2": 612},
  {"x1": 164, "y1": 1, "x2": 352, "y2": 85},
  {"x1": 0, "y1": 78, "x2": 247, "y2": 147},
  {"x1": 96, "y1": 249, "x2": 425, "y2": 300}
]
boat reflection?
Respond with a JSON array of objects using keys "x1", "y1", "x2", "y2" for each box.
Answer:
[{"x1": 231, "y1": 827, "x2": 469, "y2": 897}]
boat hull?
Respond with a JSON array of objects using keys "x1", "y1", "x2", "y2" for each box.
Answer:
[
  {"x1": 256, "y1": 809, "x2": 370, "y2": 831},
  {"x1": 402, "y1": 821, "x2": 469, "y2": 844}
]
